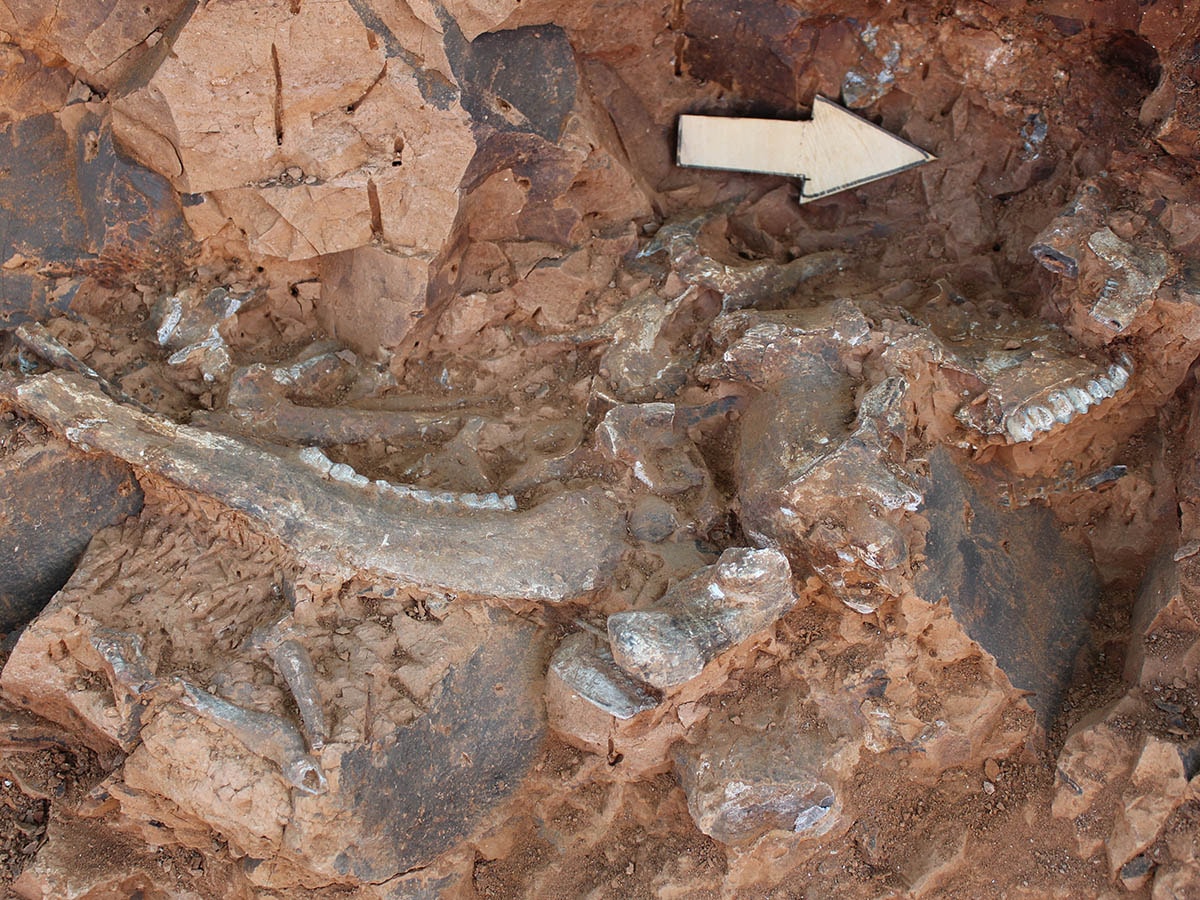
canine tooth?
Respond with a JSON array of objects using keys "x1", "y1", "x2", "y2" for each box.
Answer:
[
  {"x1": 1066, "y1": 386, "x2": 1092, "y2": 413},
  {"x1": 1005, "y1": 410, "x2": 1036, "y2": 443},
  {"x1": 1027, "y1": 405, "x2": 1056, "y2": 432},
  {"x1": 1108, "y1": 364, "x2": 1129, "y2": 390},
  {"x1": 1047, "y1": 392, "x2": 1075, "y2": 424},
  {"x1": 1086, "y1": 380, "x2": 1107, "y2": 402}
]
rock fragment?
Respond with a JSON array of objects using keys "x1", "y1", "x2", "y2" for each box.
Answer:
[
  {"x1": 672, "y1": 687, "x2": 857, "y2": 844},
  {"x1": 1107, "y1": 736, "x2": 1188, "y2": 877},
  {"x1": 0, "y1": 441, "x2": 143, "y2": 633},
  {"x1": 607, "y1": 547, "x2": 795, "y2": 689}
]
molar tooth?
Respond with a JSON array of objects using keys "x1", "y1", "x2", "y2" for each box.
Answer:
[
  {"x1": 1108, "y1": 364, "x2": 1129, "y2": 390},
  {"x1": 1096, "y1": 374, "x2": 1116, "y2": 396},
  {"x1": 1086, "y1": 380, "x2": 1107, "y2": 402},
  {"x1": 1047, "y1": 392, "x2": 1075, "y2": 424},
  {"x1": 1026, "y1": 405, "x2": 1056, "y2": 432},
  {"x1": 1005, "y1": 410, "x2": 1036, "y2": 443},
  {"x1": 1066, "y1": 386, "x2": 1092, "y2": 413}
]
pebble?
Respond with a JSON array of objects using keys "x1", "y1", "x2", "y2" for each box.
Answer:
[{"x1": 984, "y1": 758, "x2": 1000, "y2": 780}]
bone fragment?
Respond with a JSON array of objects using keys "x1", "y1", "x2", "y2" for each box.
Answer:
[
  {"x1": 248, "y1": 615, "x2": 328, "y2": 750},
  {"x1": 607, "y1": 547, "x2": 795, "y2": 689}
]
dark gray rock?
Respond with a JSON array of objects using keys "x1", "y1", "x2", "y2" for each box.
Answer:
[
  {"x1": 0, "y1": 443, "x2": 144, "y2": 633},
  {"x1": 444, "y1": 22, "x2": 579, "y2": 144},
  {"x1": 0, "y1": 111, "x2": 189, "y2": 327},
  {"x1": 916, "y1": 447, "x2": 1099, "y2": 727},
  {"x1": 329, "y1": 607, "x2": 546, "y2": 880}
]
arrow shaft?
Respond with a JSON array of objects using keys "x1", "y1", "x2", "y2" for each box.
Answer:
[{"x1": 677, "y1": 115, "x2": 809, "y2": 177}]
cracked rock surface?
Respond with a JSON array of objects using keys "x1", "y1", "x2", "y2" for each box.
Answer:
[{"x1": 0, "y1": 0, "x2": 1199, "y2": 897}]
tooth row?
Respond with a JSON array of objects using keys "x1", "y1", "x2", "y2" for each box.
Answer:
[
  {"x1": 1002, "y1": 360, "x2": 1132, "y2": 444},
  {"x1": 297, "y1": 446, "x2": 517, "y2": 510}
]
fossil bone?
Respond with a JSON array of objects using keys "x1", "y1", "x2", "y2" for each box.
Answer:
[
  {"x1": 607, "y1": 547, "x2": 796, "y2": 689},
  {"x1": 549, "y1": 631, "x2": 659, "y2": 720},
  {"x1": 639, "y1": 209, "x2": 848, "y2": 310},
  {"x1": 1085, "y1": 227, "x2": 1170, "y2": 333},
  {"x1": 0, "y1": 372, "x2": 625, "y2": 604},
  {"x1": 174, "y1": 677, "x2": 328, "y2": 796},
  {"x1": 89, "y1": 628, "x2": 160, "y2": 747},
  {"x1": 248, "y1": 613, "x2": 328, "y2": 751}
]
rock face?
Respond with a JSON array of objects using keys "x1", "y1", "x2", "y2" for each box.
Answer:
[
  {"x1": 3, "y1": 0, "x2": 1200, "y2": 896},
  {"x1": 1, "y1": 487, "x2": 548, "y2": 889}
]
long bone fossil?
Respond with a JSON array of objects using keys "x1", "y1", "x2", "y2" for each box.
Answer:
[{"x1": 0, "y1": 372, "x2": 625, "y2": 604}]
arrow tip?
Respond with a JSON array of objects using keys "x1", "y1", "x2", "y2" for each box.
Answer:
[{"x1": 797, "y1": 96, "x2": 935, "y2": 203}]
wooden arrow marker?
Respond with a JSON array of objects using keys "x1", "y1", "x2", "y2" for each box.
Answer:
[{"x1": 677, "y1": 95, "x2": 936, "y2": 203}]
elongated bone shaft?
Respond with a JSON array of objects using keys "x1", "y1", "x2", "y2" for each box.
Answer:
[
  {"x1": 175, "y1": 678, "x2": 327, "y2": 795},
  {"x1": 250, "y1": 618, "x2": 328, "y2": 750},
  {"x1": 0, "y1": 373, "x2": 624, "y2": 603}
]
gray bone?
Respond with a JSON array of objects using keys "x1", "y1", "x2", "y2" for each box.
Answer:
[{"x1": 0, "y1": 373, "x2": 624, "y2": 604}]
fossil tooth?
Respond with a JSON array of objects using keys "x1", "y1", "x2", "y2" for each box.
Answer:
[
  {"x1": 1046, "y1": 392, "x2": 1075, "y2": 424},
  {"x1": 1026, "y1": 405, "x2": 1056, "y2": 432},
  {"x1": 1095, "y1": 374, "x2": 1116, "y2": 396},
  {"x1": 1066, "y1": 386, "x2": 1093, "y2": 413},
  {"x1": 1107, "y1": 364, "x2": 1129, "y2": 390},
  {"x1": 1005, "y1": 409, "x2": 1036, "y2": 443},
  {"x1": 1086, "y1": 380, "x2": 1108, "y2": 402}
]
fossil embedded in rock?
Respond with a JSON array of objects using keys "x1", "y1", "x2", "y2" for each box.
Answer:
[
  {"x1": 1, "y1": 372, "x2": 625, "y2": 604},
  {"x1": 248, "y1": 612, "x2": 328, "y2": 751},
  {"x1": 1085, "y1": 227, "x2": 1171, "y2": 333},
  {"x1": 607, "y1": 547, "x2": 795, "y2": 689},
  {"x1": 1029, "y1": 180, "x2": 1109, "y2": 278},
  {"x1": 914, "y1": 294, "x2": 1136, "y2": 445},
  {"x1": 549, "y1": 631, "x2": 660, "y2": 720},
  {"x1": 174, "y1": 678, "x2": 328, "y2": 796},
  {"x1": 639, "y1": 208, "x2": 848, "y2": 310}
]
